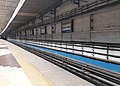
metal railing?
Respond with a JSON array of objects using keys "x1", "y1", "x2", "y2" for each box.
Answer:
[
  {"x1": 9, "y1": 38, "x2": 120, "y2": 65},
  {"x1": 9, "y1": 40, "x2": 120, "y2": 86}
]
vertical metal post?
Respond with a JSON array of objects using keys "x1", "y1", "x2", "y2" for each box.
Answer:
[
  {"x1": 72, "y1": 43, "x2": 74, "y2": 53},
  {"x1": 51, "y1": 8, "x2": 56, "y2": 40},
  {"x1": 61, "y1": 21, "x2": 63, "y2": 41},
  {"x1": 61, "y1": 42, "x2": 62, "y2": 51},
  {"x1": 107, "y1": 44, "x2": 109, "y2": 60},
  {"x1": 90, "y1": 14, "x2": 94, "y2": 42},
  {"x1": 82, "y1": 43, "x2": 84, "y2": 55},
  {"x1": 71, "y1": 19, "x2": 74, "y2": 41},
  {"x1": 66, "y1": 43, "x2": 67, "y2": 52},
  {"x1": 92, "y1": 43, "x2": 94, "y2": 57}
]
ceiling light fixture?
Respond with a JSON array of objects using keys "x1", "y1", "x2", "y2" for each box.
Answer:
[{"x1": 0, "y1": 0, "x2": 26, "y2": 35}]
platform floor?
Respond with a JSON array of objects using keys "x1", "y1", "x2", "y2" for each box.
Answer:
[
  {"x1": 1, "y1": 39, "x2": 94, "y2": 86},
  {"x1": 0, "y1": 40, "x2": 33, "y2": 86}
]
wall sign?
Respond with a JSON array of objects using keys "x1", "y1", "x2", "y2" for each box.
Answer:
[
  {"x1": 40, "y1": 26, "x2": 47, "y2": 35},
  {"x1": 62, "y1": 19, "x2": 74, "y2": 33}
]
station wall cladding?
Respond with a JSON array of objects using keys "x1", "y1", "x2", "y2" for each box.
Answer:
[{"x1": 8, "y1": 0, "x2": 120, "y2": 43}]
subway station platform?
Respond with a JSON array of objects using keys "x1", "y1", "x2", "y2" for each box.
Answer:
[
  {"x1": 0, "y1": 39, "x2": 94, "y2": 86},
  {"x1": 0, "y1": 40, "x2": 33, "y2": 86}
]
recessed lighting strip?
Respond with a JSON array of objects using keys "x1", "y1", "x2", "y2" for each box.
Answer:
[{"x1": 0, "y1": 0, "x2": 26, "y2": 35}]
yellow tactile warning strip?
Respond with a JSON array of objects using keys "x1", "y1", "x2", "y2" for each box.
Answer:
[{"x1": 4, "y1": 41, "x2": 55, "y2": 86}]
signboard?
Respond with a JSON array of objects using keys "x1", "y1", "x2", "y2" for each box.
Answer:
[
  {"x1": 62, "y1": 20, "x2": 73, "y2": 33},
  {"x1": 40, "y1": 26, "x2": 47, "y2": 35}
]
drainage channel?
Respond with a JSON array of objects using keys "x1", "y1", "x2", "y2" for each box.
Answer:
[{"x1": 10, "y1": 41, "x2": 120, "y2": 86}]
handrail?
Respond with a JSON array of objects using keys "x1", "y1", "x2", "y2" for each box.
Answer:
[
  {"x1": 9, "y1": 40, "x2": 120, "y2": 86},
  {"x1": 9, "y1": 38, "x2": 120, "y2": 64}
]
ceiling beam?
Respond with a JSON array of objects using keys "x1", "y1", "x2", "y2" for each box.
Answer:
[
  {"x1": 17, "y1": 12, "x2": 36, "y2": 17},
  {"x1": 12, "y1": 21, "x2": 26, "y2": 23}
]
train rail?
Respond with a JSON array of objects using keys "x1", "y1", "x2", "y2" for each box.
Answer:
[{"x1": 10, "y1": 40, "x2": 120, "y2": 86}]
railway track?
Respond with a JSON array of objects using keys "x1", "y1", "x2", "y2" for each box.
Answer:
[{"x1": 10, "y1": 41, "x2": 120, "y2": 86}]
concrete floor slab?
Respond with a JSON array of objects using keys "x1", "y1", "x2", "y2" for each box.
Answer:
[
  {"x1": 2, "y1": 39, "x2": 95, "y2": 86},
  {"x1": 0, "y1": 40, "x2": 33, "y2": 86}
]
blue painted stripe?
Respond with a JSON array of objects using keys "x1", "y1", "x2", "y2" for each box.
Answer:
[{"x1": 18, "y1": 42, "x2": 120, "y2": 73}]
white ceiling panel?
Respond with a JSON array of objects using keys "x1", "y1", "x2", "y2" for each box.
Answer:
[
  {"x1": 0, "y1": 0, "x2": 19, "y2": 33},
  {"x1": 2, "y1": 0, "x2": 61, "y2": 34}
]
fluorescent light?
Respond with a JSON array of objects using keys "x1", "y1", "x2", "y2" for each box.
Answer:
[{"x1": 0, "y1": 0, "x2": 26, "y2": 35}]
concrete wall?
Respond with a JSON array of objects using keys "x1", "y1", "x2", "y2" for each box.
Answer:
[
  {"x1": 90, "y1": 4, "x2": 120, "y2": 43},
  {"x1": 56, "y1": 1, "x2": 77, "y2": 16},
  {"x1": 53, "y1": 21, "x2": 62, "y2": 40},
  {"x1": 93, "y1": 9, "x2": 120, "y2": 31},
  {"x1": 47, "y1": 24, "x2": 52, "y2": 34},
  {"x1": 26, "y1": 30, "x2": 30, "y2": 35},
  {"x1": 13, "y1": 1, "x2": 120, "y2": 43},
  {"x1": 56, "y1": 0, "x2": 97, "y2": 16},
  {"x1": 34, "y1": 28, "x2": 40, "y2": 35},
  {"x1": 43, "y1": 3, "x2": 120, "y2": 43},
  {"x1": 74, "y1": 15, "x2": 90, "y2": 32},
  {"x1": 56, "y1": 21, "x2": 61, "y2": 33}
]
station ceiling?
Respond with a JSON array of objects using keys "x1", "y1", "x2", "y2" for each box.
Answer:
[
  {"x1": 1, "y1": 0, "x2": 62, "y2": 34},
  {"x1": 0, "y1": 0, "x2": 19, "y2": 34}
]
